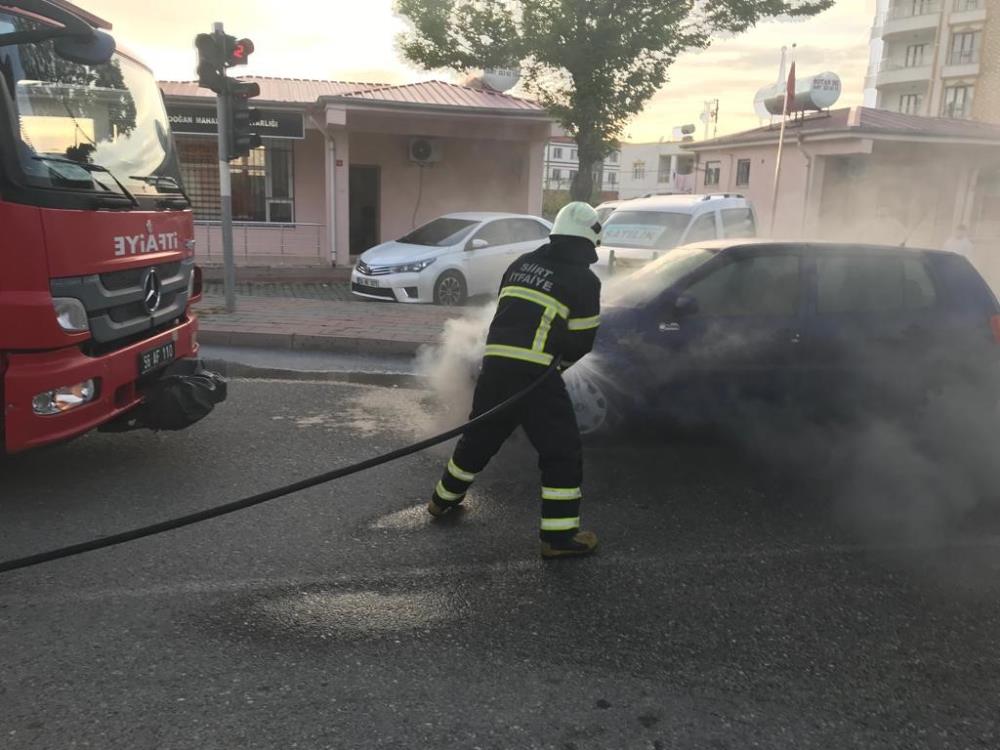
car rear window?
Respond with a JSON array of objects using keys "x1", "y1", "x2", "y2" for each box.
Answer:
[
  {"x1": 399, "y1": 218, "x2": 478, "y2": 247},
  {"x1": 601, "y1": 210, "x2": 690, "y2": 250},
  {"x1": 817, "y1": 255, "x2": 936, "y2": 314}
]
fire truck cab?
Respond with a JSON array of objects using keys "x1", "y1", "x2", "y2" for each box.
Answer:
[{"x1": 0, "y1": 0, "x2": 209, "y2": 454}]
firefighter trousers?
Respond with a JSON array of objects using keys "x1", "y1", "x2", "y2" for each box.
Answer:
[{"x1": 432, "y1": 358, "x2": 584, "y2": 542}]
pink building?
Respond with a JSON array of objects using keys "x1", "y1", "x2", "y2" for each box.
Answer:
[
  {"x1": 160, "y1": 78, "x2": 556, "y2": 268},
  {"x1": 685, "y1": 107, "x2": 1000, "y2": 262}
]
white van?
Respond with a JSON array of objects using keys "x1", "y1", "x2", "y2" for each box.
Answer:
[{"x1": 597, "y1": 194, "x2": 758, "y2": 273}]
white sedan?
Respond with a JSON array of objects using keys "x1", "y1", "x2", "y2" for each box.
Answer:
[{"x1": 351, "y1": 212, "x2": 553, "y2": 305}]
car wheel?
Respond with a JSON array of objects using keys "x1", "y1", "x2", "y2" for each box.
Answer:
[
  {"x1": 434, "y1": 271, "x2": 467, "y2": 306},
  {"x1": 565, "y1": 366, "x2": 623, "y2": 436}
]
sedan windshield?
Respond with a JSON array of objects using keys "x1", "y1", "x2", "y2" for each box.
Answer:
[
  {"x1": 602, "y1": 210, "x2": 690, "y2": 250},
  {"x1": 0, "y1": 11, "x2": 186, "y2": 205},
  {"x1": 606, "y1": 246, "x2": 718, "y2": 306},
  {"x1": 399, "y1": 218, "x2": 479, "y2": 247}
]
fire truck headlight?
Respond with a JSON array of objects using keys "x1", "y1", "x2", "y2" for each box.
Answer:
[
  {"x1": 32, "y1": 379, "x2": 97, "y2": 416},
  {"x1": 52, "y1": 297, "x2": 89, "y2": 333}
]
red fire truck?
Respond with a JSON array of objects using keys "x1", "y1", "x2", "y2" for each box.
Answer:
[{"x1": 0, "y1": 1, "x2": 219, "y2": 454}]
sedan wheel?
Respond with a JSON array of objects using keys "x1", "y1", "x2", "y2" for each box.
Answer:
[{"x1": 434, "y1": 271, "x2": 467, "y2": 306}]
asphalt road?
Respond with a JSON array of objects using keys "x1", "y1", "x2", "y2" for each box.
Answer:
[{"x1": 2, "y1": 378, "x2": 1000, "y2": 749}]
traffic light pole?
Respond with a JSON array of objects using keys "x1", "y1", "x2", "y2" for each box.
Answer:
[{"x1": 213, "y1": 21, "x2": 237, "y2": 313}]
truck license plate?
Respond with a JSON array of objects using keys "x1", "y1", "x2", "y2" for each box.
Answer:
[
  {"x1": 138, "y1": 341, "x2": 175, "y2": 376},
  {"x1": 357, "y1": 277, "x2": 380, "y2": 288}
]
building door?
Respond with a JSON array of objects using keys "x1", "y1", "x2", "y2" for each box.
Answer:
[{"x1": 350, "y1": 165, "x2": 380, "y2": 256}]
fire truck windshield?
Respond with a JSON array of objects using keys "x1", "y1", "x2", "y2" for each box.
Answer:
[{"x1": 0, "y1": 10, "x2": 186, "y2": 207}]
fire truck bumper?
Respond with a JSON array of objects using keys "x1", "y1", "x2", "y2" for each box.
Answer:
[{"x1": 3, "y1": 317, "x2": 199, "y2": 454}]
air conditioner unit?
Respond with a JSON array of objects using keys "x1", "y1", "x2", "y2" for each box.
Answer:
[{"x1": 409, "y1": 137, "x2": 443, "y2": 164}]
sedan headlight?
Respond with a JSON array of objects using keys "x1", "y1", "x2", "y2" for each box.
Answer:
[
  {"x1": 388, "y1": 258, "x2": 437, "y2": 274},
  {"x1": 52, "y1": 297, "x2": 89, "y2": 333}
]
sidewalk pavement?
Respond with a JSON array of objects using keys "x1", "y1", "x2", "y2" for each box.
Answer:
[{"x1": 196, "y1": 294, "x2": 469, "y2": 355}]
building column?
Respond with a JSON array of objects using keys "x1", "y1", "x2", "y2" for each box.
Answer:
[
  {"x1": 330, "y1": 127, "x2": 351, "y2": 267},
  {"x1": 669, "y1": 154, "x2": 678, "y2": 189}
]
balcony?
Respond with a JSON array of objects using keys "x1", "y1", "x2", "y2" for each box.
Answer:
[
  {"x1": 951, "y1": 0, "x2": 987, "y2": 23},
  {"x1": 870, "y1": 60, "x2": 934, "y2": 87},
  {"x1": 882, "y1": 1, "x2": 943, "y2": 36},
  {"x1": 942, "y1": 48, "x2": 981, "y2": 78}
]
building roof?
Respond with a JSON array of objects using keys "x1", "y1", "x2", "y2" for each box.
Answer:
[
  {"x1": 686, "y1": 107, "x2": 1000, "y2": 149},
  {"x1": 160, "y1": 76, "x2": 545, "y2": 115}
]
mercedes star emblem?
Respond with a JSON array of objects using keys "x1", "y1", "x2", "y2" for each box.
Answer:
[{"x1": 142, "y1": 268, "x2": 162, "y2": 315}]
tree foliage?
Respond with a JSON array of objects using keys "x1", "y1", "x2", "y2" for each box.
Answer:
[{"x1": 396, "y1": 0, "x2": 833, "y2": 199}]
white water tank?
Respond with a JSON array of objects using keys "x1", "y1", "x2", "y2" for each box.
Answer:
[
  {"x1": 754, "y1": 71, "x2": 842, "y2": 116},
  {"x1": 482, "y1": 67, "x2": 521, "y2": 92}
]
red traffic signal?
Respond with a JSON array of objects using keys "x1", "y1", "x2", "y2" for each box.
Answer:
[{"x1": 227, "y1": 38, "x2": 254, "y2": 67}]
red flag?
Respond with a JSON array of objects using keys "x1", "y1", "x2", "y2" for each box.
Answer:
[{"x1": 785, "y1": 61, "x2": 796, "y2": 115}]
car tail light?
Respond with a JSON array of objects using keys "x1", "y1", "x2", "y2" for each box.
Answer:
[{"x1": 990, "y1": 315, "x2": 1000, "y2": 343}]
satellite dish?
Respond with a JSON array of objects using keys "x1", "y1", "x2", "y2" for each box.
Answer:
[{"x1": 482, "y1": 67, "x2": 520, "y2": 92}]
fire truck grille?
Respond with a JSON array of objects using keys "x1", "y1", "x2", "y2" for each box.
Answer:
[{"x1": 50, "y1": 259, "x2": 194, "y2": 348}]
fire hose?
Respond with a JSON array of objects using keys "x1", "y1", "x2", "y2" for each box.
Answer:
[{"x1": 0, "y1": 358, "x2": 561, "y2": 575}]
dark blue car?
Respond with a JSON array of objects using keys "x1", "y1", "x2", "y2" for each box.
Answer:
[{"x1": 565, "y1": 240, "x2": 1000, "y2": 435}]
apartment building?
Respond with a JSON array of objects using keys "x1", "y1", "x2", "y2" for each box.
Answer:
[
  {"x1": 543, "y1": 136, "x2": 621, "y2": 194},
  {"x1": 617, "y1": 142, "x2": 697, "y2": 198},
  {"x1": 868, "y1": 0, "x2": 996, "y2": 121}
]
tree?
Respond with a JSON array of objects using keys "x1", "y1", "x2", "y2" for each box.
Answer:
[{"x1": 396, "y1": 0, "x2": 833, "y2": 201}]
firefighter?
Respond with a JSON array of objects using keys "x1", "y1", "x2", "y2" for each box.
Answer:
[{"x1": 428, "y1": 201, "x2": 603, "y2": 559}]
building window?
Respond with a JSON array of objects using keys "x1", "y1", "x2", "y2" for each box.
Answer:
[
  {"x1": 568, "y1": 170, "x2": 577, "y2": 183},
  {"x1": 607, "y1": 172, "x2": 616, "y2": 185},
  {"x1": 609, "y1": 152, "x2": 619, "y2": 164},
  {"x1": 942, "y1": 84, "x2": 973, "y2": 118},
  {"x1": 904, "y1": 43, "x2": 927, "y2": 67},
  {"x1": 704, "y1": 160, "x2": 721, "y2": 186},
  {"x1": 177, "y1": 137, "x2": 296, "y2": 223},
  {"x1": 551, "y1": 168, "x2": 562, "y2": 181},
  {"x1": 899, "y1": 93, "x2": 923, "y2": 114},
  {"x1": 948, "y1": 31, "x2": 981, "y2": 65},
  {"x1": 632, "y1": 161, "x2": 646, "y2": 180},
  {"x1": 570, "y1": 149, "x2": 577, "y2": 160},
  {"x1": 955, "y1": 0, "x2": 983, "y2": 10},
  {"x1": 735, "y1": 158, "x2": 751, "y2": 187},
  {"x1": 552, "y1": 147, "x2": 563, "y2": 159}
]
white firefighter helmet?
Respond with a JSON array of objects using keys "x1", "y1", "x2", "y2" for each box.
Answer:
[{"x1": 551, "y1": 201, "x2": 602, "y2": 245}]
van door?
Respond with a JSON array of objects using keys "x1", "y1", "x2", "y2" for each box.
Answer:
[
  {"x1": 644, "y1": 248, "x2": 805, "y2": 425},
  {"x1": 680, "y1": 211, "x2": 720, "y2": 245},
  {"x1": 720, "y1": 206, "x2": 757, "y2": 239}
]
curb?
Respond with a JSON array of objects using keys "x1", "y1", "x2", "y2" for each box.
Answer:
[
  {"x1": 203, "y1": 358, "x2": 426, "y2": 389},
  {"x1": 198, "y1": 329, "x2": 429, "y2": 357}
]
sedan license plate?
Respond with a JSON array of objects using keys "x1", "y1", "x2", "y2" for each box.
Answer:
[
  {"x1": 357, "y1": 277, "x2": 381, "y2": 288},
  {"x1": 138, "y1": 341, "x2": 175, "y2": 376}
]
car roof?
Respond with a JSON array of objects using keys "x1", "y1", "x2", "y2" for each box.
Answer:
[
  {"x1": 613, "y1": 194, "x2": 750, "y2": 213},
  {"x1": 695, "y1": 239, "x2": 955, "y2": 256},
  {"x1": 441, "y1": 212, "x2": 550, "y2": 222}
]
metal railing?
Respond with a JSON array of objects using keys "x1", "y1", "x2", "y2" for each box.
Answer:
[
  {"x1": 194, "y1": 221, "x2": 326, "y2": 266},
  {"x1": 953, "y1": 0, "x2": 983, "y2": 11}
]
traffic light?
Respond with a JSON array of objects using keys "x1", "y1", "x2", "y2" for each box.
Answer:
[
  {"x1": 195, "y1": 33, "x2": 225, "y2": 93},
  {"x1": 226, "y1": 37, "x2": 254, "y2": 67},
  {"x1": 225, "y1": 79, "x2": 262, "y2": 161}
]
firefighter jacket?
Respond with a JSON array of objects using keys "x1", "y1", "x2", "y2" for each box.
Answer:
[{"x1": 484, "y1": 235, "x2": 601, "y2": 368}]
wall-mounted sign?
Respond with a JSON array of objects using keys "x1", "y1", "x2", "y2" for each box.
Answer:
[{"x1": 166, "y1": 105, "x2": 305, "y2": 139}]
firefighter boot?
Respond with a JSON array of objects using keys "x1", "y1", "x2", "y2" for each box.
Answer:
[
  {"x1": 427, "y1": 495, "x2": 462, "y2": 518},
  {"x1": 540, "y1": 530, "x2": 599, "y2": 559}
]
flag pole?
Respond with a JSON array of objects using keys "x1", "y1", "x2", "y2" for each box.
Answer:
[{"x1": 768, "y1": 50, "x2": 796, "y2": 236}]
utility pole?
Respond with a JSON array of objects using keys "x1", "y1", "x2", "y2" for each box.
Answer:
[
  {"x1": 195, "y1": 24, "x2": 258, "y2": 313},
  {"x1": 214, "y1": 23, "x2": 235, "y2": 313}
]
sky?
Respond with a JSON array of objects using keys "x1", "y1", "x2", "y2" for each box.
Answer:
[{"x1": 74, "y1": 0, "x2": 877, "y2": 142}]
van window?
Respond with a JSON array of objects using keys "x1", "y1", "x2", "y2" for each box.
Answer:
[
  {"x1": 817, "y1": 255, "x2": 937, "y2": 313},
  {"x1": 721, "y1": 208, "x2": 757, "y2": 238},
  {"x1": 685, "y1": 255, "x2": 800, "y2": 316},
  {"x1": 684, "y1": 213, "x2": 718, "y2": 244}
]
